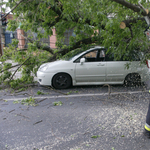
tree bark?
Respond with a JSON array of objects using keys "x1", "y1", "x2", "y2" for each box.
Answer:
[
  {"x1": 120, "y1": 17, "x2": 146, "y2": 29},
  {"x1": 111, "y1": 0, "x2": 149, "y2": 17},
  {"x1": 111, "y1": 0, "x2": 149, "y2": 29}
]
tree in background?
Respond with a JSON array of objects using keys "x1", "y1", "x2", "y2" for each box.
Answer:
[{"x1": 0, "y1": 0, "x2": 150, "y2": 88}]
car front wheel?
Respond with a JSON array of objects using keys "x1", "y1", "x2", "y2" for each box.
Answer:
[{"x1": 52, "y1": 73, "x2": 72, "y2": 89}]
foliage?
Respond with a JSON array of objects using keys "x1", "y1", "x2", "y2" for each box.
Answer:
[
  {"x1": 91, "y1": 135, "x2": 101, "y2": 138},
  {"x1": 0, "y1": 44, "x2": 51, "y2": 88},
  {"x1": 16, "y1": 87, "x2": 27, "y2": 92},
  {"x1": 0, "y1": 0, "x2": 150, "y2": 87},
  {"x1": 37, "y1": 90, "x2": 45, "y2": 95},
  {"x1": 53, "y1": 101, "x2": 63, "y2": 106},
  {"x1": 13, "y1": 97, "x2": 37, "y2": 106},
  {"x1": 67, "y1": 90, "x2": 79, "y2": 95}
]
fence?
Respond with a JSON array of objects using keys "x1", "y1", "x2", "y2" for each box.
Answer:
[{"x1": 0, "y1": 27, "x2": 75, "y2": 54}]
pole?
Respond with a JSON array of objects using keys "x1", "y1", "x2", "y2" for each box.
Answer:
[{"x1": 0, "y1": 6, "x2": 3, "y2": 56}]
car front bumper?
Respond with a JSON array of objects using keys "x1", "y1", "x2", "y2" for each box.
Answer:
[{"x1": 37, "y1": 70, "x2": 54, "y2": 86}]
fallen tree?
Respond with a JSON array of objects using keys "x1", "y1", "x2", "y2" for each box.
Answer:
[{"x1": 0, "y1": 0, "x2": 150, "y2": 88}]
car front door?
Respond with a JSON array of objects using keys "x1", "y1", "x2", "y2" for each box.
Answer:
[{"x1": 74, "y1": 49, "x2": 106, "y2": 83}]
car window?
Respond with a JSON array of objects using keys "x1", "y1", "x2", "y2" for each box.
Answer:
[
  {"x1": 99, "y1": 50, "x2": 105, "y2": 57},
  {"x1": 82, "y1": 50, "x2": 98, "y2": 62},
  {"x1": 105, "y1": 51, "x2": 141, "y2": 61},
  {"x1": 105, "y1": 53, "x2": 114, "y2": 61},
  {"x1": 84, "y1": 50, "x2": 97, "y2": 58},
  {"x1": 98, "y1": 50, "x2": 106, "y2": 61},
  {"x1": 74, "y1": 50, "x2": 98, "y2": 63},
  {"x1": 120, "y1": 52, "x2": 141, "y2": 61}
]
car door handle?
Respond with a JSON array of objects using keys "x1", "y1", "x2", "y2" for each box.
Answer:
[{"x1": 97, "y1": 63, "x2": 105, "y2": 66}]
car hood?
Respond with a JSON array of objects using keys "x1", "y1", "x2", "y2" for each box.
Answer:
[
  {"x1": 47, "y1": 60, "x2": 69, "y2": 67},
  {"x1": 39, "y1": 60, "x2": 70, "y2": 72}
]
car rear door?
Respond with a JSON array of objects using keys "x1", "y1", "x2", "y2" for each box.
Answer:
[{"x1": 105, "y1": 53, "x2": 129, "y2": 82}]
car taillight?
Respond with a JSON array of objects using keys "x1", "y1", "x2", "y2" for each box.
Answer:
[{"x1": 146, "y1": 60, "x2": 149, "y2": 68}]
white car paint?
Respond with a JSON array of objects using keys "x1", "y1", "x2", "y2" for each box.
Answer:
[{"x1": 37, "y1": 46, "x2": 150, "y2": 88}]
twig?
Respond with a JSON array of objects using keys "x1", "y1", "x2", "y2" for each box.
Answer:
[
  {"x1": 36, "y1": 98, "x2": 47, "y2": 104},
  {"x1": 17, "y1": 93, "x2": 32, "y2": 96},
  {"x1": 19, "y1": 33, "x2": 54, "y2": 54},
  {"x1": 103, "y1": 84, "x2": 111, "y2": 98},
  {"x1": 138, "y1": 2, "x2": 149, "y2": 15},
  {"x1": 33, "y1": 120, "x2": 43, "y2": 125},
  {"x1": 44, "y1": 86, "x2": 68, "y2": 95},
  {"x1": 0, "y1": 64, "x2": 20, "y2": 73},
  {"x1": 19, "y1": 33, "x2": 33, "y2": 43},
  {"x1": 9, "y1": 57, "x2": 31, "y2": 81},
  {"x1": 16, "y1": 113, "x2": 30, "y2": 119},
  {"x1": 13, "y1": 83, "x2": 37, "y2": 90},
  {"x1": 128, "y1": 25, "x2": 133, "y2": 38},
  {"x1": 1, "y1": 0, "x2": 25, "y2": 20},
  {"x1": 120, "y1": 93, "x2": 135, "y2": 102},
  {"x1": 9, "y1": 109, "x2": 15, "y2": 113}
]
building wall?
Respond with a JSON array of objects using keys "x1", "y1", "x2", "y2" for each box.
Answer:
[
  {"x1": 9, "y1": 27, "x2": 73, "y2": 50},
  {"x1": 6, "y1": 14, "x2": 13, "y2": 20},
  {"x1": 17, "y1": 29, "x2": 25, "y2": 49},
  {"x1": 3, "y1": 13, "x2": 72, "y2": 50},
  {"x1": 50, "y1": 28, "x2": 57, "y2": 49}
]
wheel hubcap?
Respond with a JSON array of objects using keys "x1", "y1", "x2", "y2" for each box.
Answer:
[{"x1": 56, "y1": 76, "x2": 67, "y2": 87}]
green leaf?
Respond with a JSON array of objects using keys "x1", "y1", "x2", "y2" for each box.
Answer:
[
  {"x1": 37, "y1": 90, "x2": 45, "y2": 95},
  {"x1": 91, "y1": 135, "x2": 100, "y2": 138},
  {"x1": 53, "y1": 101, "x2": 63, "y2": 106}
]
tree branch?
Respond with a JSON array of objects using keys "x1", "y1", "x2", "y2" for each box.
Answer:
[
  {"x1": 9, "y1": 57, "x2": 31, "y2": 81},
  {"x1": 111, "y1": 0, "x2": 149, "y2": 17},
  {"x1": 19, "y1": 33, "x2": 54, "y2": 54},
  {"x1": 112, "y1": 0, "x2": 150, "y2": 29},
  {"x1": 1, "y1": 0, "x2": 25, "y2": 20},
  {"x1": 48, "y1": 36, "x2": 100, "y2": 62},
  {"x1": 0, "y1": 64, "x2": 20, "y2": 73},
  {"x1": 120, "y1": 17, "x2": 146, "y2": 29},
  {"x1": 128, "y1": 25, "x2": 133, "y2": 38}
]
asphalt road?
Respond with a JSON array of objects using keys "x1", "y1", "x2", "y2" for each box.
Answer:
[{"x1": 0, "y1": 84, "x2": 150, "y2": 150}]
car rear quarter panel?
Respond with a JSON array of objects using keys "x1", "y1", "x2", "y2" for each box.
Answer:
[{"x1": 106, "y1": 61, "x2": 147, "y2": 82}]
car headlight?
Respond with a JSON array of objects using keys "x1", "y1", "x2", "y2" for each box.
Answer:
[
  {"x1": 39, "y1": 64, "x2": 48, "y2": 71},
  {"x1": 41, "y1": 66, "x2": 48, "y2": 71}
]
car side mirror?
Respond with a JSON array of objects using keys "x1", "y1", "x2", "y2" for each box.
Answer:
[{"x1": 80, "y1": 58, "x2": 85, "y2": 65}]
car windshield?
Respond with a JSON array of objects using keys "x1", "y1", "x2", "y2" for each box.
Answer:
[
  {"x1": 65, "y1": 50, "x2": 86, "y2": 61},
  {"x1": 67, "y1": 53, "x2": 81, "y2": 61}
]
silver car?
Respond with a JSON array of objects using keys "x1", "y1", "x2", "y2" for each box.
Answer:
[{"x1": 37, "y1": 46, "x2": 150, "y2": 89}]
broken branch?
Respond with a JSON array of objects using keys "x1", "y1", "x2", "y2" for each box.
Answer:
[{"x1": 9, "y1": 57, "x2": 31, "y2": 81}]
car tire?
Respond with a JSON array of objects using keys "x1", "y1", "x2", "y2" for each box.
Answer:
[
  {"x1": 52, "y1": 73, "x2": 72, "y2": 89},
  {"x1": 124, "y1": 73, "x2": 141, "y2": 87}
]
